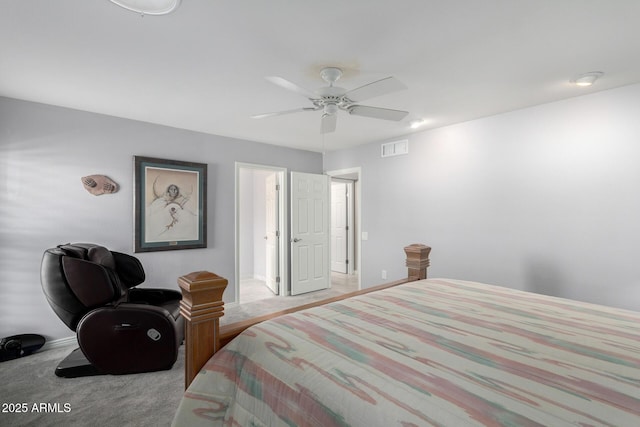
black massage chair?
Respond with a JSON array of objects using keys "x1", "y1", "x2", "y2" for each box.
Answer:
[{"x1": 40, "y1": 243, "x2": 184, "y2": 377}]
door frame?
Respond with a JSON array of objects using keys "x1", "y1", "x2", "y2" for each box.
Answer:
[
  {"x1": 326, "y1": 167, "x2": 362, "y2": 290},
  {"x1": 330, "y1": 179, "x2": 352, "y2": 274},
  {"x1": 234, "y1": 162, "x2": 288, "y2": 304}
]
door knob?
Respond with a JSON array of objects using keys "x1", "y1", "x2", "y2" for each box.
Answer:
[{"x1": 292, "y1": 238, "x2": 302, "y2": 243}]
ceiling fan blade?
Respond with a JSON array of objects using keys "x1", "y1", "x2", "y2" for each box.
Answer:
[
  {"x1": 320, "y1": 113, "x2": 337, "y2": 134},
  {"x1": 265, "y1": 76, "x2": 317, "y2": 99},
  {"x1": 251, "y1": 107, "x2": 318, "y2": 119},
  {"x1": 348, "y1": 105, "x2": 409, "y2": 121},
  {"x1": 344, "y1": 76, "x2": 407, "y2": 102}
]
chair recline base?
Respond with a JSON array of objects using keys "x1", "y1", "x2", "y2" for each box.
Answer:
[{"x1": 55, "y1": 348, "x2": 102, "y2": 378}]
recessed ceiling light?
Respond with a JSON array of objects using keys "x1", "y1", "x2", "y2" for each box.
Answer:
[
  {"x1": 410, "y1": 119, "x2": 426, "y2": 129},
  {"x1": 109, "y1": 0, "x2": 181, "y2": 15},
  {"x1": 571, "y1": 71, "x2": 604, "y2": 87}
]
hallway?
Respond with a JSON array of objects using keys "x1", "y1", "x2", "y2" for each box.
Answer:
[{"x1": 228, "y1": 272, "x2": 359, "y2": 324}]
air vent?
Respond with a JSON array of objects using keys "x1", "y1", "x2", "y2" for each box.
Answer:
[{"x1": 381, "y1": 139, "x2": 409, "y2": 158}]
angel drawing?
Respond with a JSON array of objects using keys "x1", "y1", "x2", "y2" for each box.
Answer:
[{"x1": 145, "y1": 174, "x2": 198, "y2": 242}]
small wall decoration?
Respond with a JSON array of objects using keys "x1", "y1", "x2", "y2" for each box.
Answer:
[
  {"x1": 82, "y1": 175, "x2": 119, "y2": 195},
  {"x1": 134, "y1": 156, "x2": 207, "y2": 252}
]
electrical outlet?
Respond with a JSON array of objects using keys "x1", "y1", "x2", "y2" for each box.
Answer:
[{"x1": 381, "y1": 270, "x2": 387, "y2": 280}]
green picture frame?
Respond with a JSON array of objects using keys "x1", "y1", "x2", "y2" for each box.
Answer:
[{"x1": 134, "y1": 156, "x2": 207, "y2": 252}]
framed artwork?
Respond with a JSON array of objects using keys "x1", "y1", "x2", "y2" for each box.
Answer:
[{"x1": 134, "y1": 156, "x2": 207, "y2": 252}]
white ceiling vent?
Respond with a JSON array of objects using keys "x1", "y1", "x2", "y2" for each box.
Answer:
[{"x1": 381, "y1": 139, "x2": 409, "y2": 158}]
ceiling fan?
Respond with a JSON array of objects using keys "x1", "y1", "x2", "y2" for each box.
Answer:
[{"x1": 252, "y1": 67, "x2": 409, "y2": 134}]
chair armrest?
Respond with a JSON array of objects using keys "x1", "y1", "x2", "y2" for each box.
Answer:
[
  {"x1": 77, "y1": 304, "x2": 180, "y2": 375},
  {"x1": 128, "y1": 287, "x2": 182, "y2": 305}
]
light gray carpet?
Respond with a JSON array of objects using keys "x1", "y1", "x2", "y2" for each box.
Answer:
[
  {"x1": 224, "y1": 272, "x2": 359, "y2": 324},
  {"x1": 1, "y1": 344, "x2": 185, "y2": 427},
  {"x1": 1, "y1": 273, "x2": 359, "y2": 426}
]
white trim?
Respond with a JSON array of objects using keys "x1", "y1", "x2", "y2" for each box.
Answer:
[
  {"x1": 326, "y1": 167, "x2": 362, "y2": 290},
  {"x1": 41, "y1": 335, "x2": 77, "y2": 352},
  {"x1": 345, "y1": 180, "x2": 355, "y2": 275}
]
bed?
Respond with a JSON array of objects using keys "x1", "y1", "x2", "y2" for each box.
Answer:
[{"x1": 172, "y1": 244, "x2": 640, "y2": 426}]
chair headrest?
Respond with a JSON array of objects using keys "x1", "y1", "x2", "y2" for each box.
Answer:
[
  {"x1": 55, "y1": 243, "x2": 145, "y2": 288},
  {"x1": 57, "y1": 243, "x2": 115, "y2": 270},
  {"x1": 87, "y1": 246, "x2": 116, "y2": 270}
]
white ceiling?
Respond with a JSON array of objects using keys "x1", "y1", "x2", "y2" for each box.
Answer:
[{"x1": 2, "y1": 0, "x2": 640, "y2": 152}]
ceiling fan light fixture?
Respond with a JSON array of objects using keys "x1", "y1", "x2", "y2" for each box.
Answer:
[
  {"x1": 571, "y1": 71, "x2": 603, "y2": 87},
  {"x1": 324, "y1": 103, "x2": 339, "y2": 115},
  {"x1": 108, "y1": 0, "x2": 181, "y2": 15}
]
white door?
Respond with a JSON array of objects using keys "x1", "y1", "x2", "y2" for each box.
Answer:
[
  {"x1": 291, "y1": 172, "x2": 330, "y2": 295},
  {"x1": 265, "y1": 173, "x2": 279, "y2": 294},
  {"x1": 331, "y1": 182, "x2": 348, "y2": 273}
]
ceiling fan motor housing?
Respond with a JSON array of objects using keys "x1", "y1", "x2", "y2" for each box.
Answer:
[{"x1": 315, "y1": 86, "x2": 353, "y2": 114}]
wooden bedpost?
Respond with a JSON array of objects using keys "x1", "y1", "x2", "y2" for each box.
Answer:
[
  {"x1": 405, "y1": 244, "x2": 431, "y2": 281},
  {"x1": 178, "y1": 271, "x2": 228, "y2": 389},
  {"x1": 178, "y1": 244, "x2": 432, "y2": 391}
]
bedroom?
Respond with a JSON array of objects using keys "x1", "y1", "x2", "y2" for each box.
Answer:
[{"x1": 1, "y1": 1, "x2": 640, "y2": 426}]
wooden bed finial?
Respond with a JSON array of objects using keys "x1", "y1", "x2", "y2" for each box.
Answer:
[
  {"x1": 179, "y1": 244, "x2": 432, "y2": 389},
  {"x1": 178, "y1": 271, "x2": 228, "y2": 389},
  {"x1": 404, "y1": 244, "x2": 431, "y2": 281}
]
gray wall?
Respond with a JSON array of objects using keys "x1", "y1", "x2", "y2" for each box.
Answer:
[
  {"x1": 0, "y1": 97, "x2": 322, "y2": 341},
  {"x1": 238, "y1": 168, "x2": 256, "y2": 279},
  {"x1": 251, "y1": 170, "x2": 269, "y2": 279},
  {"x1": 325, "y1": 83, "x2": 640, "y2": 311}
]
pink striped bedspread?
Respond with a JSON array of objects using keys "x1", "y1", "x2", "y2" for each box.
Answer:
[{"x1": 172, "y1": 278, "x2": 640, "y2": 426}]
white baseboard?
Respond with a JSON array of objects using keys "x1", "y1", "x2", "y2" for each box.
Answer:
[{"x1": 41, "y1": 336, "x2": 77, "y2": 352}]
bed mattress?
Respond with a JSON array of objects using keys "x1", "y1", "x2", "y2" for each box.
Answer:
[{"x1": 172, "y1": 278, "x2": 640, "y2": 426}]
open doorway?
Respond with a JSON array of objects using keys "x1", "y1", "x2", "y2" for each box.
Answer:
[
  {"x1": 331, "y1": 179, "x2": 354, "y2": 274},
  {"x1": 327, "y1": 167, "x2": 361, "y2": 291},
  {"x1": 235, "y1": 163, "x2": 287, "y2": 304},
  {"x1": 235, "y1": 164, "x2": 359, "y2": 306}
]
